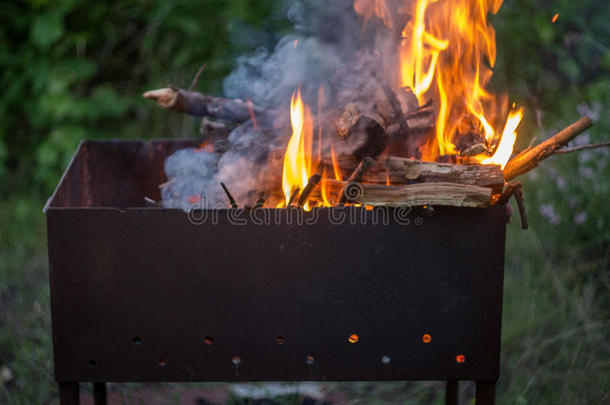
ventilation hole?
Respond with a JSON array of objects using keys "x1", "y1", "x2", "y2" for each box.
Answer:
[
  {"x1": 456, "y1": 354, "x2": 466, "y2": 364},
  {"x1": 306, "y1": 355, "x2": 315, "y2": 365},
  {"x1": 422, "y1": 333, "x2": 432, "y2": 343},
  {"x1": 276, "y1": 336, "x2": 285, "y2": 345},
  {"x1": 132, "y1": 337, "x2": 141, "y2": 345},
  {"x1": 158, "y1": 357, "x2": 167, "y2": 367},
  {"x1": 204, "y1": 336, "x2": 214, "y2": 345},
  {"x1": 232, "y1": 356, "x2": 241, "y2": 366},
  {"x1": 381, "y1": 355, "x2": 391, "y2": 364},
  {"x1": 348, "y1": 334, "x2": 359, "y2": 344},
  {"x1": 88, "y1": 359, "x2": 97, "y2": 367}
]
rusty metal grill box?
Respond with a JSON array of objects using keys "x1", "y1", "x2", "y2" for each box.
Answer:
[{"x1": 45, "y1": 139, "x2": 506, "y2": 401}]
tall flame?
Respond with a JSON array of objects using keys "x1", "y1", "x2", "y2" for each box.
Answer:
[
  {"x1": 282, "y1": 88, "x2": 314, "y2": 208},
  {"x1": 355, "y1": 0, "x2": 521, "y2": 167}
]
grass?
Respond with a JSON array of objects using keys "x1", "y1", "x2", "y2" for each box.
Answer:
[{"x1": 0, "y1": 191, "x2": 608, "y2": 404}]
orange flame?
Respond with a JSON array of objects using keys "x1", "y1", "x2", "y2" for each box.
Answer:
[
  {"x1": 355, "y1": 0, "x2": 522, "y2": 163},
  {"x1": 282, "y1": 88, "x2": 314, "y2": 209},
  {"x1": 482, "y1": 107, "x2": 523, "y2": 168},
  {"x1": 330, "y1": 144, "x2": 342, "y2": 181}
]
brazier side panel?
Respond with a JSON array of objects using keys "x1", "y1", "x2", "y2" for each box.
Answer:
[{"x1": 47, "y1": 206, "x2": 506, "y2": 382}]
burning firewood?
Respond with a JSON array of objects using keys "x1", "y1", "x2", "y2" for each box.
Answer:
[
  {"x1": 298, "y1": 174, "x2": 322, "y2": 206},
  {"x1": 504, "y1": 116, "x2": 594, "y2": 180},
  {"x1": 319, "y1": 180, "x2": 492, "y2": 208},
  {"x1": 334, "y1": 102, "x2": 389, "y2": 160},
  {"x1": 287, "y1": 187, "x2": 300, "y2": 207},
  {"x1": 372, "y1": 72, "x2": 418, "y2": 157},
  {"x1": 339, "y1": 157, "x2": 375, "y2": 204},
  {"x1": 321, "y1": 155, "x2": 504, "y2": 189}
]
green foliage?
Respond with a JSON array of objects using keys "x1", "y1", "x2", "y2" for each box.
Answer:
[{"x1": 0, "y1": 0, "x2": 287, "y2": 197}]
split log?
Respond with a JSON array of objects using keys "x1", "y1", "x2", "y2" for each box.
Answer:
[
  {"x1": 143, "y1": 87, "x2": 266, "y2": 123},
  {"x1": 504, "y1": 116, "x2": 593, "y2": 180},
  {"x1": 321, "y1": 155, "x2": 504, "y2": 188},
  {"x1": 317, "y1": 180, "x2": 491, "y2": 208}
]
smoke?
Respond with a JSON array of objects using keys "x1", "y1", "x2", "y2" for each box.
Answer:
[{"x1": 161, "y1": 0, "x2": 394, "y2": 210}]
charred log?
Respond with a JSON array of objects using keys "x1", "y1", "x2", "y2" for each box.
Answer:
[
  {"x1": 143, "y1": 87, "x2": 267, "y2": 123},
  {"x1": 220, "y1": 182, "x2": 238, "y2": 208},
  {"x1": 339, "y1": 157, "x2": 375, "y2": 204},
  {"x1": 334, "y1": 102, "x2": 388, "y2": 160},
  {"x1": 298, "y1": 174, "x2": 322, "y2": 206}
]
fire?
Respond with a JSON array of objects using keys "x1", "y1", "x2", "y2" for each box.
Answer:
[
  {"x1": 330, "y1": 145, "x2": 342, "y2": 181},
  {"x1": 482, "y1": 107, "x2": 523, "y2": 168},
  {"x1": 282, "y1": 88, "x2": 314, "y2": 208},
  {"x1": 400, "y1": 0, "x2": 449, "y2": 99},
  {"x1": 355, "y1": 0, "x2": 522, "y2": 164}
]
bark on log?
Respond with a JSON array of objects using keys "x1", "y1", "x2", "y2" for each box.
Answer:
[
  {"x1": 143, "y1": 87, "x2": 266, "y2": 123},
  {"x1": 334, "y1": 102, "x2": 388, "y2": 160},
  {"x1": 317, "y1": 180, "x2": 491, "y2": 208},
  {"x1": 504, "y1": 116, "x2": 594, "y2": 180},
  {"x1": 321, "y1": 155, "x2": 504, "y2": 188}
]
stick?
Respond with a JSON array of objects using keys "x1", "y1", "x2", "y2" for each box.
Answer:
[
  {"x1": 253, "y1": 198, "x2": 266, "y2": 209},
  {"x1": 495, "y1": 181, "x2": 527, "y2": 229},
  {"x1": 287, "y1": 187, "x2": 300, "y2": 207},
  {"x1": 504, "y1": 117, "x2": 594, "y2": 180},
  {"x1": 298, "y1": 174, "x2": 322, "y2": 206},
  {"x1": 143, "y1": 87, "x2": 266, "y2": 123},
  {"x1": 513, "y1": 184, "x2": 528, "y2": 230},
  {"x1": 554, "y1": 141, "x2": 610, "y2": 155},
  {"x1": 158, "y1": 178, "x2": 175, "y2": 189},
  {"x1": 144, "y1": 197, "x2": 161, "y2": 208},
  {"x1": 220, "y1": 182, "x2": 238, "y2": 208},
  {"x1": 496, "y1": 181, "x2": 522, "y2": 205},
  {"x1": 187, "y1": 64, "x2": 206, "y2": 91},
  {"x1": 339, "y1": 157, "x2": 375, "y2": 204}
]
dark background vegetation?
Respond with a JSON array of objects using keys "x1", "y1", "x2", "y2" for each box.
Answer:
[{"x1": 0, "y1": 0, "x2": 608, "y2": 403}]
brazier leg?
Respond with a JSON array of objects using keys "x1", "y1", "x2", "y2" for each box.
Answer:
[
  {"x1": 93, "y1": 382, "x2": 107, "y2": 405},
  {"x1": 445, "y1": 380, "x2": 459, "y2": 405},
  {"x1": 58, "y1": 382, "x2": 80, "y2": 405},
  {"x1": 475, "y1": 380, "x2": 496, "y2": 405}
]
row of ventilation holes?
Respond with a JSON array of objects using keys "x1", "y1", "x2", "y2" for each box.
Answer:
[{"x1": 87, "y1": 333, "x2": 466, "y2": 368}]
